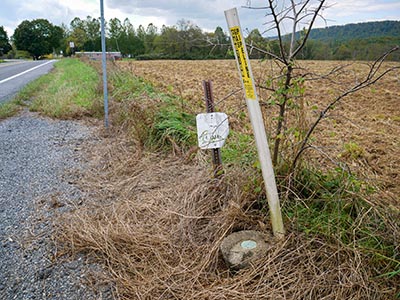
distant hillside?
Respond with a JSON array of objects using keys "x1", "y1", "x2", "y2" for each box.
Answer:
[
  {"x1": 277, "y1": 20, "x2": 400, "y2": 61},
  {"x1": 308, "y1": 20, "x2": 400, "y2": 41}
]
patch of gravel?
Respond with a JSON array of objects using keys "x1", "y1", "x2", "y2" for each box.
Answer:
[{"x1": 0, "y1": 111, "x2": 112, "y2": 300}]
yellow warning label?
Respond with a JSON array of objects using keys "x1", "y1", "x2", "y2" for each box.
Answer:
[{"x1": 229, "y1": 26, "x2": 256, "y2": 100}]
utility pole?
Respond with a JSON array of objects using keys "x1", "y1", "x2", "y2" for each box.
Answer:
[{"x1": 100, "y1": 0, "x2": 109, "y2": 128}]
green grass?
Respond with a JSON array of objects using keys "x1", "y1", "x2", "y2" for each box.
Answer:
[
  {"x1": 280, "y1": 166, "x2": 400, "y2": 279},
  {"x1": 110, "y1": 70, "x2": 196, "y2": 152},
  {"x1": 111, "y1": 71, "x2": 156, "y2": 100},
  {"x1": 13, "y1": 73, "x2": 50, "y2": 104},
  {"x1": 27, "y1": 58, "x2": 102, "y2": 118},
  {"x1": 149, "y1": 107, "x2": 196, "y2": 151},
  {"x1": 112, "y1": 70, "x2": 259, "y2": 163},
  {"x1": 0, "y1": 100, "x2": 21, "y2": 119},
  {"x1": 222, "y1": 131, "x2": 257, "y2": 166}
]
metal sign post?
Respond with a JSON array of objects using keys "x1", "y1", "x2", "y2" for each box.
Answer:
[
  {"x1": 69, "y1": 41, "x2": 75, "y2": 55},
  {"x1": 100, "y1": 0, "x2": 109, "y2": 128},
  {"x1": 225, "y1": 8, "x2": 285, "y2": 238},
  {"x1": 203, "y1": 80, "x2": 223, "y2": 176}
]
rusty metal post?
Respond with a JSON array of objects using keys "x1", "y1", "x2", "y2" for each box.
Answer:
[{"x1": 203, "y1": 80, "x2": 223, "y2": 177}]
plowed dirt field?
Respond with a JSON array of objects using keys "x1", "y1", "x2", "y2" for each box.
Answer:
[{"x1": 118, "y1": 59, "x2": 399, "y2": 207}]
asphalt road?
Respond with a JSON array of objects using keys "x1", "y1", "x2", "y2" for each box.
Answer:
[{"x1": 0, "y1": 60, "x2": 56, "y2": 104}]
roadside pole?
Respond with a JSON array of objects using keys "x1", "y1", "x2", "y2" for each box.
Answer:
[
  {"x1": 100, "y1": 0, "x2": 109, "y2": 128},
  {"x1": 225, "y1": 8, "x2": 285, "y2": 238}
]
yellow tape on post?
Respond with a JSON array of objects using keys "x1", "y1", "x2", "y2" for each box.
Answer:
[{"x1": 229, "y1": 26, "x2": 256, "y2": 100}]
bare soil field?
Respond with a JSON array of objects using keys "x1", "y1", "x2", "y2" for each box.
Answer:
[{"x1": 118, "y1": 59, "x2": 400, "y2": 208}]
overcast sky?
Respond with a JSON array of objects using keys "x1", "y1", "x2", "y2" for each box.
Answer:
[{"x1": 1, "y1": 0, "x2": 399, "y2": 37}]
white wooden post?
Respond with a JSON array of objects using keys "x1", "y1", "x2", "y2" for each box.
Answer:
[{"x1": 225, "y1": 7, "x2": 285, "y2": 238}]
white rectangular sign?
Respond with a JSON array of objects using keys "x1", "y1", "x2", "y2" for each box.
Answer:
[{"x1": 196, "y1": 112, "x2": 229, "y2": 149}]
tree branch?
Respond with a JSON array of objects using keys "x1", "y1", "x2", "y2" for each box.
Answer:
[
  {"x1": 268, "y1": 0, "x2": 289, "y2": 65},
  {"x1": 291, "y1": 46, "x2": 400, "y2": 170},
  {"x1": 291, "y1": 0, "x2": 326, "y2": 59}
]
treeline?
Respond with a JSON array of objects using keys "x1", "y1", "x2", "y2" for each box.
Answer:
[
  {"x1": 308, "y1": 21, "x2": 400, "y2": 41},
  {"x1": 297, "y1": 37, "x2": 400, "y2": 61},
  {"x1": 2, "y1": 16, "x2": 232, "y2": 60},
  {"x1": 2, "y1": 17, "x2": 399, "y2": 61},
  {"x1": 66, "y1": 16, "x2": 399, "y2": 61},
  {"x1": 66, "y1": 17, "x2": 231, "y2": 59},
  {"x1": 243, "y1": 27, "x2": 400, "y2": 61},
  {"x1": 294, "y1": 20, "x2": 400, "y2": 61}
]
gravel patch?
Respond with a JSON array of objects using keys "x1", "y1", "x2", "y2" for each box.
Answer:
[{"x1": 0, "y1": 111, "x2": 112, "y2": 300}]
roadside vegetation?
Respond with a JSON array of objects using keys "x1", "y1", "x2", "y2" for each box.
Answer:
[
  {"x1": 15, "y1": 58, "x2": 102, "y2": 118},
  {"x1": 0, "y1": 100, "x2": 22, "y2": 120},
  {"x1": 7, "y1": 55, "x2": 397, "y2": 298},
  {"x1": 14, "y1": 57, "x2": 393, "y2": 299},
  {"x1": 2, "y1": 0, "x2": 398, "y2": 296}
]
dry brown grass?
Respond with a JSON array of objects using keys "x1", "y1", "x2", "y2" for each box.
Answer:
[
  {"x1": 118, "y1": 59, "x2": 400, "y2": 208},
  {"x1": 55, "y1": 129, "x2": 398, "y2": 299}
]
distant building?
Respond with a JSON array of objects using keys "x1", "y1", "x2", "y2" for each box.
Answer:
[{"x1": 76, "y1": 52, "x2": 122, "y2": 61}]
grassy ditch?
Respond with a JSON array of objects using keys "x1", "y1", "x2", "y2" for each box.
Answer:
[
  {"x1": 110, "y1": 70, "x2": 197, "y2": 153},
  {"x1": 13, "y1": 58, "x2": 102, "y2": 119},
  {"x1": 21, "y1": 59, "x2": 396, "y2": 299},
  {"x1": 0, "y1": 100, "x2": 22, "y2": 120}
]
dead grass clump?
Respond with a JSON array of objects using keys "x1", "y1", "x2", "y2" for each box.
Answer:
[{"x1": 55, "y1": 135, "x2": 396, "y2": 299}]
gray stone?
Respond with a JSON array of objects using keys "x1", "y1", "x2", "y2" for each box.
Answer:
[{"x1": 220, "y1": 230, "x2": 271, "y2": 269}]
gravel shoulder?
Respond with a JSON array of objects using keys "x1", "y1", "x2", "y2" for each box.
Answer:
[{"x1": 0, "y1": 111, "x2": 112, "y2": 299}]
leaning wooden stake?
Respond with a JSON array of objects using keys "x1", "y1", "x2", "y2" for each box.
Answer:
[{"x1": 225, "y1": 7, "x2": 285, "y2": 238}]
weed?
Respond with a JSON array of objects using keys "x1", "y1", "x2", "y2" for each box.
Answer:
[
  {"x1": 340, "y1": 141, "x2": 365, "y2": 159},
  {"x1": 221, "y1": 131, "x2": 257, "y2": 166},
  {"x1": 13, "y1": 74, "x2": 50, "y2": 104},
  {"x1": 57, "y1": 140, "x2": 399, "y2": 299},
  {"x1": 0, "y1": 101, "x2": 21, "y2": 119},
  {"x1": 110, "y1": 69, "x2": 196, "y2": 153},
  {"x1": 149, "y1": 107, "x2": 196, "y2": 152},
  {"x1": 280, "y1": 165, "x2": 399, "y2": 282},
  {"x1": 110, "y1": 71, "x2": 155, "y2": 101}
]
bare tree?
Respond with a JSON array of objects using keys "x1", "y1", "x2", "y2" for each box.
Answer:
[
  {"x1": 245, "y1": 0, "x2": 327, "y2": 165},
  {"x1": 245, "y1": 1, "x2": 399, "y2": 177}
]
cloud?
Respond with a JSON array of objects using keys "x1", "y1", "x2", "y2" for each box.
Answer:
[
  {"x1": 1, "y1": 0, "x2": 98, "y2": 36},
  {"x1": 105, "y1": 0, "x2": 265, "y2": 31},
  {"x1": 322, "y1": 0, "x2": 400, "y2": 25}
]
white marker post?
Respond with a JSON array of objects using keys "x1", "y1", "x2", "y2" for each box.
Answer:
[{"x1": 225, "y1": 8, "x2": 284, "y2": 238}]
